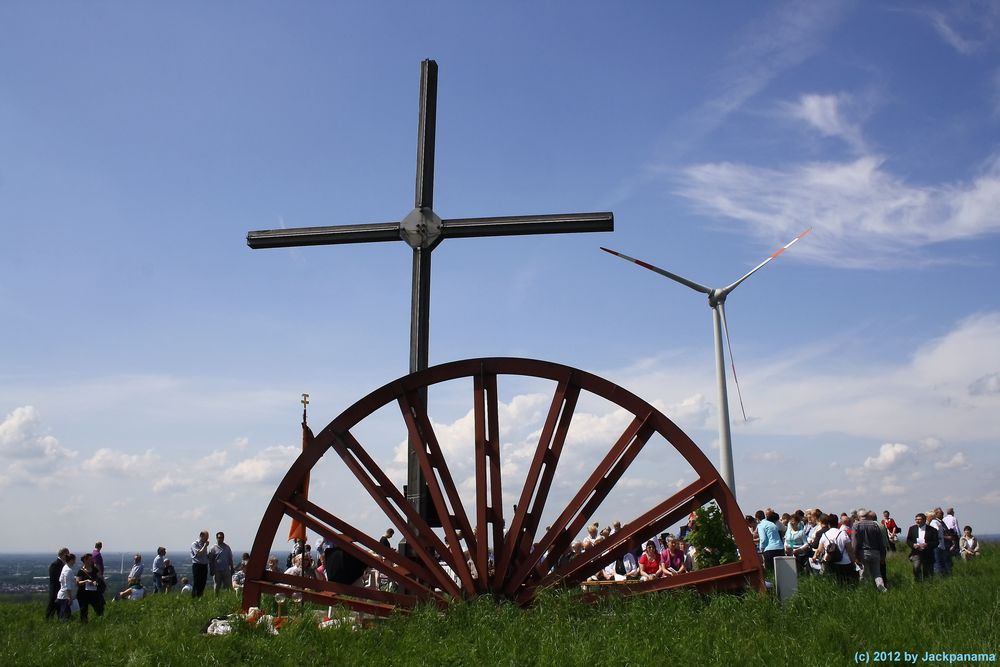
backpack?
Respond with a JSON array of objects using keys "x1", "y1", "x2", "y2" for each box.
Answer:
[
  {"x1": 943, "y1": 527, "x2": 959, "y2": 555},
  {"x1": 823, "y1": 529, "x2": 843, "y2": 563}
]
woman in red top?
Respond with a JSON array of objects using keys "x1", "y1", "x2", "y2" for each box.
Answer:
[
  {"x1": 881, "y1": 510, "x2": 900, "y2": 552},
  {"x1": 638, "y1": 542, "x2": 661, "y2": 581}
]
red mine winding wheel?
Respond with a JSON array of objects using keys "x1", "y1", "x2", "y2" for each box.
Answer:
[{"x1": 242, "y1": 358, "x2": 764, "y2": 616}]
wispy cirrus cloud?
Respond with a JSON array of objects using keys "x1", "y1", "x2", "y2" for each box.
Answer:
[
  {"x1": 783, "y1": 93, "x2": 867, "y2": 154},
  {"x1": 673, "y1": 92, "x2": 1000, "y2": 268},
  {"x1": 650, "y1": 1, "x2": 848, "y2": 166},
  {"x1": 910, "y1": 1, "x2": 1000, "y2": 56}
]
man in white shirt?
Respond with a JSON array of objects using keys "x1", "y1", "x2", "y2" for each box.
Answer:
[
  {"x1": 152, "y1": 547, "x2": 166, "y2": 593},
  {"x1": 930, "y1": 508, "x2": 952, "y2": 576},
  {"x1": 814, "y1": 514, "x2": 856, "y2": 584},
  {"x1": 128, "y1": 554, "x2": 144, "y2": 583}
]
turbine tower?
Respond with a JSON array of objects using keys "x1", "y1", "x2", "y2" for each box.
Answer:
[{"x1": 601, "y1": 229, "x2": 811, "y2": 497}]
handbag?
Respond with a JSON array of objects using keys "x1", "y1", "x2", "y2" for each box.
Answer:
[{"x1": 70, "y1": 599, "x2": 80, "y2": 614}]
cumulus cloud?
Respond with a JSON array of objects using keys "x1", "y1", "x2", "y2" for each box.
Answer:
[
  {"x1": 153, "y1": 473, "x2": 191, "y2": 494},
  {"x1": 665, "y1": 393, "x2": 713, "y2": 429},
  {"x1": 728, "y1": 312, "x2": 1000, "y2": 445},
  {"x1": 227, "y1": 445, "x2": 298, "y2": 485},
  {"x1": 935, "y1": 452, "x2": 970, "y2": 470},
  {"x1": 82, "y1": 448, "x2": 160, "y2": 476},
  {"x1": 919, "y1": 437, "x2": 943, "y2": 452},
  {"x1": 0, "y1": 406, "x2": 73, "y2": 461},
  {"x1": 863, "y1": 443, "x2": 911, "y2": 471},
  {"x1": 0, "y1": 406, "x2": 76, "y2": 487}
]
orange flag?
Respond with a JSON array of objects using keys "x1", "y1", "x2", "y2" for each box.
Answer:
[{"x1": 288, "y1": 421, "x2": 315, "y2": 542}]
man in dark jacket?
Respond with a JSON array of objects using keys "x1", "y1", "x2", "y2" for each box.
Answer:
[
  {"x1": 45, "y1": 547, "x2": 69, "y2": 619},
  {"x1": 906, "y1": 513, "x2": 938, "y2": 582}
]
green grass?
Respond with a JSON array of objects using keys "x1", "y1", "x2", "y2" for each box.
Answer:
[{"x1": 3, "y1": 547, "x2": 998, "y2": 666}]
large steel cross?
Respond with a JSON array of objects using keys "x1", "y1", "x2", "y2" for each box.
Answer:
[{"x1": 247, "y1": 60, "x2": 613, "y2": 524}]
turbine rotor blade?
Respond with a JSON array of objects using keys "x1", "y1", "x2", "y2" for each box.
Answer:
[
  {"x1": 600, "y1": 247, "x2": 712, "y2": 294},
  {"x1": 721, "y1": 227, "x2": 812, "y2": 296},
  {"x1": 719, "y1": 302, "x2": 747, "y2": 422}
]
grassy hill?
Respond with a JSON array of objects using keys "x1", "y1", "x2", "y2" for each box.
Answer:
[{"x1": 2, "y1": 547, "x2": 997, "y2": 666}]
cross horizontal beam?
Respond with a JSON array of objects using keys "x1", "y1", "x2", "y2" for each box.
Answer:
[{"x1": 246, "y1": 212, "x2": 613, "y2": 250}]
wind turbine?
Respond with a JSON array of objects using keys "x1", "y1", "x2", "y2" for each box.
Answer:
[{"x1": 600, "y1": 228, "x2": 811, "y2": 497}]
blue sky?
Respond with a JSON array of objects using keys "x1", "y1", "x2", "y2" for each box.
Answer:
[{"x1": 2, "y1": 1, "x2": 999, "y2": 553}]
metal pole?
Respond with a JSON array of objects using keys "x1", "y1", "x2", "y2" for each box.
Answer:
[
  {"x1": 712, "y1": 304, "x2": 735, "y2": 496},
  {"x1": 407, "y1": 246, "x2": 432, "y2": 521}
]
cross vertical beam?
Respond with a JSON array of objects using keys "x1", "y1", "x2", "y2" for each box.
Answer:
[
  {"x1": 246, "y1": 60, "x2": 613, "y2": 526},
  {"x1": 407, "y1": 60, "x2": 438, "y2": 523}
]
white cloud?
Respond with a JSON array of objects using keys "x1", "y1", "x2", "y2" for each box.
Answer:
[
  {"x1": 863, "y1": 443, "x2": 910, "y2": 471},
  {"x1": 935, "y1": 452, "x2": 970, "y2": 470},
  {"x1": 152, "y1": 473, "x2": 191, "y2": 494},
  {"x1": 0, "y1": 406, "x2": 73, "y2": 461},
  {"x1": 82, "y1": 448, "x2": 160, "y2": 476},
  {"x1": 665, "y1": 393, "x2": 713, "y2": 429},
  {"x1": 914, "y1": 2, "x2": 1000, "y2": 56},
  {"x1": 647, "y1": 1, "x2": 848, "y2": 165},
  {"x1": 785, "y1": 93, "x2": 866, "y2": 153},
  {"x1": 919, "y1": 437, "x2": 943, "y2": 452},
  {"x1": 969, "y1": 372, "x2": 1000, "y2": 396},
  {"x1": 746, "y1": 313, "x2": 1000, "y2": 443},
  {"x1": 58, "y1": 495, "x2": 85, "y2": 515},
  {"x1": 749, "y1": 451, "x2": 782, "y2": 462},
  {"x1": 227, "y1": 445, "x2": 298, "y2": 485},
  {"x1": 198, "y1": 450, "x2": 229, "y2": 469},
  {"x1": 177, "y1": 507, "x2": 207, "y2": 521},
  {"x1": 707, "y1": 2, "x2": 846, "y2": 119},
  {"x1": 880, "y1": 478, "x2": 906, "y2": 496},
  {"x1": 675, "y1": 152, "x2": 1000, "y2": 269},
  {"x1": 0, "y1": 406, "x2": 77, "y2": 487}
]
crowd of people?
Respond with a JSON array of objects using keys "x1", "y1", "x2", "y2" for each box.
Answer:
[
  {"x1": 588, "y1": 505, "x2": 982, "y2": 590},
  {"x1": 45, "y1": 531, "x2": 250, "y2": 622},
  {"x1": 742, "y1": 505, "x2": 982, "y2": 588},
  {"x1": 45, "y1": 505, "x2": 985, "y2": 621}
]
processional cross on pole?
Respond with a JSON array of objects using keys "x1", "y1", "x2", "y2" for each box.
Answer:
[{"x1": 248, "y1": 60, "x2": 613, "y2": 524}]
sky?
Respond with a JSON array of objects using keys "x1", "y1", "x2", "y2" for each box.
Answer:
[{"x1": 2, "y1": 1, "x2": 999, "y2": 555}]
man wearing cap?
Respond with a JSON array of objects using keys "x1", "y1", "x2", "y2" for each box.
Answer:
[{"x1": 191, "y1": 530, "x2": 210, "y2": 598}]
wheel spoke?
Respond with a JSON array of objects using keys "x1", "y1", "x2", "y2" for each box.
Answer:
[
  {"x1": 283, "y1": 496, "x2": 446, "y2": 601},
  {"x1": 473, "y1": 367, "x2": 504, "y2": 591},
  {"x1": 398, "y1": 389, "x2": 480, "y2": 594},
  {"x1": 495, "y1": 375, "x2": 580, "y2": 586},
  {"x1": 504, "y1": 412, "x2": 654, "y2": 596},
  {"x1": 517, "y1": 478, "x2": 717, "y2": 602},
  {"x1": 330, "y1": 429, "x2": 463, "y2": 598}
]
